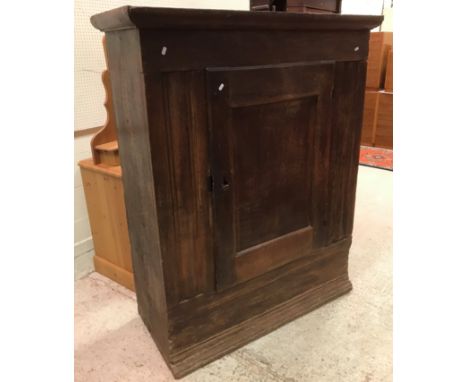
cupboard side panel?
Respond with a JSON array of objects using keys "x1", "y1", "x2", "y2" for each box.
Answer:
[{"x1": 105, "y1": 29, "x2": 169, "y2": 353}]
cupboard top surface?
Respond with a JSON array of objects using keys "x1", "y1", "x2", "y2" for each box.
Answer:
[{"x1": 91, "y1": 6, "x2": 382, "y2": 32}]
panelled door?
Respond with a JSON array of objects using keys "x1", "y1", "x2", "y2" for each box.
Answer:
[{"x1": 207, "y1": 62, "x2": 335, "y2": 290}]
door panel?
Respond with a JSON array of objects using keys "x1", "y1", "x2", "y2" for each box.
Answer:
[
  {"x1": 207, "y1": 62, "x2": 334, "y2": 289},
  {"x1": 233, "y1": 97, "x2": 316, "y2": 250}
]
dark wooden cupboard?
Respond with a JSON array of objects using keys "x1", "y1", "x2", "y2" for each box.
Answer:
[{"x1": 91, "y1": 6, "x2": 382, "y2": 378}]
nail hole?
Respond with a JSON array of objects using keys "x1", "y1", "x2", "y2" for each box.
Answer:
[
  {"x1": 161, "y1": 46, "x2": 167, "y2": 56},
  {"x1": 222, "y1": 177, "x2": 230, "y2": 190}
]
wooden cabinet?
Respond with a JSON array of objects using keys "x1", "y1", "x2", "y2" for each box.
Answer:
[{"x1": 91, "y1": 6, "x2": 382, "y2": 378}]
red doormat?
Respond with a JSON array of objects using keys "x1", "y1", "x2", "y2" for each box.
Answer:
[{"x1": 359, "y1": 146, "x2": 393, "y2": 171}]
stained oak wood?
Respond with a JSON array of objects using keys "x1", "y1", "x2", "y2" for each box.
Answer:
[
  {"x1": 208, "y1": 62, "x2": 334, "y2": 288},
  {"x1": 91, "y1": 6, "x2": 382, "y2": 378},
  {"x1": 169, "y1": 237, "x2": 351, "y2": 350},
  {"x1": 170, "y1": 274, "x2": 351, "y2": 376},
  {"x1": 92, "y1": 6, "x2": 379, "y2": 31},
  {"x1": 103, "y1": 28, "x2": 171, "y2": 358}
]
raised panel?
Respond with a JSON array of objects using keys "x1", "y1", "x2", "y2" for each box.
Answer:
[
  {"x1": 208, "y1": 62, "x2": 334, "y2": 289},
  {"x1": 233, "y1": 97, "x2": 316, "y2": 250}
]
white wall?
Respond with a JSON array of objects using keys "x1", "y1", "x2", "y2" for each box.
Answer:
[
  {"x1": 341, "y1": 0, "x2": 393, "y2": 31},
  {"x1": 381, "y1": 2, "x2": 393, "y2": 32},
  {"x1": 74, "y1": 134, "x2": 95, "y2": 279},
  {"x1": 74, "y1": 1, "x2": 249, "y2": 279},
  {"x1": 342, "y1": 0, "x2": 384, "y2": 16},
  {"x1": 75, "y1": 0, "x2": 249, "y2": 132}
]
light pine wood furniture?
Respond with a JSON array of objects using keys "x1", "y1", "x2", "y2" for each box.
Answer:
[
  {"x1": 361, "y1": 32, "x2": 393, "y2": 149},
  {"x1": 374, "y1": 91, "x2": 393, "y2": 148},
  {"x1": 361, "y1": 90, "x2": 379, "y2": 146},
  {"x1": 366, "y1": 32, "x2": 393, "y2": 89},
  {"x1": 361, "y1": 89, "x2": 393, "y2": 149},
  {"x1": 385, "y1": 47, "x2": 393, "y2": 92},
  {"x1": 78, "y1": 38, "x2": 134, "y2": 291},
  {"x1": 91, "y1": 6, "x2": 382, "y2": 377}
]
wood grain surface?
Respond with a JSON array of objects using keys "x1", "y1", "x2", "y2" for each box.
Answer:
[
  {"x1": 384, "y1": 48, "x2": 393, "y2": 92},
  {"x1": 91, "y1": 6, "x2": 382, "y2": 378},
  {"x1": 366, "y1": 32, "x2": 393, "y2": 89},
  {"x1": 79, "y1": 165, "x2": 133, "y2": 290}
]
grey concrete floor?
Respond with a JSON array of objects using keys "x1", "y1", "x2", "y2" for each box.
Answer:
[{"x1": 75, "y1": 165, "x2": 393, "y2": 382}]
